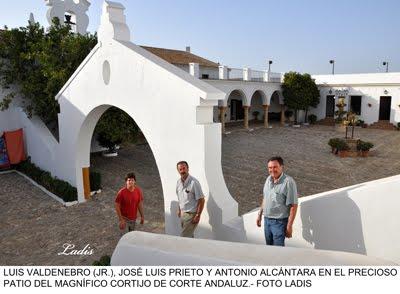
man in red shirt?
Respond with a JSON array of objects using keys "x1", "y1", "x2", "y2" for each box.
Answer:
[{"x1": 115, "y1": 172, "x2": 144, "y2": 233}]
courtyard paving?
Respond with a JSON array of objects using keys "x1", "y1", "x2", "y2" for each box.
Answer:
[{"x1": 1, "y1": 124, "x2": 400, "y2": 265}]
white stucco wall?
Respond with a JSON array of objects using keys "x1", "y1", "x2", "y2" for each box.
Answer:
[
  {"x1": 218, "y1": 174, "x2": 400, "y2": 264},
  {"x1": 0, "y1": 88, "x2": 23, "y2": 134},
  {"x1": 111, "y1": 231, "x2": 394, "y2": 265},
  {"x1": 199, "y1": 66, "x2": 219, "y2": 80}
]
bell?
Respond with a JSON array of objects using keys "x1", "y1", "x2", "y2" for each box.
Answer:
[{"x1": 64, "y1": 14, "x2": 75, "y2": 25}]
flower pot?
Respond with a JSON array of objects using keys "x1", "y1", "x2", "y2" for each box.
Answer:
[
  {"x1": 102, "y1": 151, "x2": 118, "y2": 157},
  {"x1": 338, "y1": 150, "x2": 348, "y2": 158},
  {"x1": 361, "y1": 150, "x2": 369, "y2": 157}
]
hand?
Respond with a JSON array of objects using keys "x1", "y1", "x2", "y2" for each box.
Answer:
[
  {"x1": 285, "y1": 225, "x2": 293, "y2": 238},
  {"x1": 119, "y1": 219, "x2": 126, "y2": 230},
  {"x1": 256, "y1": 215, "x2": 262, "y2": 227},
  {"x1": 177, "y1": 209, "x2": 181, "y2": 218},
  {"x1": 192, "y1": 214, "x2": 200, "y2": 224},
  {"x1": 140, "y1": 216, "x2": 144, "y2": 225}
]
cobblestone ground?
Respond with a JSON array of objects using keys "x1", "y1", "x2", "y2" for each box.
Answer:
[
  {"x1": 223, "y1": 123, "x2": 400, "y2": 214},
  {"x1": 1, "y1": 124, "x2": 400, "y2": 265}
]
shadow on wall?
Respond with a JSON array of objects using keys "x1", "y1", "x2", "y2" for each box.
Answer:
[
  {"x1": 300, "y1": 188, "x2": 366, "y2": 255},
  {"x1": 169, "y1": 200, "x2": 181, "y2": 236},
  {"x1": 206, "y1": 193, "x2": 247, "y2": 242}
]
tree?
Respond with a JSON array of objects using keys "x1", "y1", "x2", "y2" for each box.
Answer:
[
  {"x1": 94, "y1": 107, "x2": 140, "y2": 153},
  {"x1": 281, "y1": 72, "x2": 320, "y2": 123},
  {"x1": 0, "y1": 18, "x2": 97, "y2": 126}
]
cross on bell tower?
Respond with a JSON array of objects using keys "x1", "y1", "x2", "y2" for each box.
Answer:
[{"x1": 45, "y1": 0, "x2": 91, "y2": 34}]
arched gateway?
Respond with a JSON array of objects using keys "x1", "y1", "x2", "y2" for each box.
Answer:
[{"x1": 53, "y1": 1, "x2": 237, "y2": 237}]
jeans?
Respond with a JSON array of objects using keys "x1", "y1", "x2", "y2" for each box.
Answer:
[{"x1": 264, "y1": 217, "x2": 288, "y2": 246}]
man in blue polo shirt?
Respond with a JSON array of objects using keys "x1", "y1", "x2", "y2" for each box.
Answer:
[{"x1": 256, "y1": 156, "x2": 298, "y2": 246}]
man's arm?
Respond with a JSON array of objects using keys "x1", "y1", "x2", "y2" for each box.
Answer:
[
  {"x1": 115, "y1": 202, "x2": 126, "y2": 230},
  {"x1": 256, "y1": 197, "x2": 264, "y2": 227},
  {"x1": 138, "y1": 200, "x2": 144, "y2": 224},
  {"x1": 285, "y1": 204, "x2": 298, "y2": 238},
  {"x1": 192, "y1": 198, "x2": 205, "y2": 224}
]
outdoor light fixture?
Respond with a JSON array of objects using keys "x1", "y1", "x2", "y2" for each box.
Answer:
[
  {"x1": 383, "y1": 61, "x2": 389, "y2": 73},
  {"x1": 268, "y1": 60, "x2": 273, "y2": 72},
  {"x1": 329, "y1": 60, "x2": 335, "y2": 75},
  {"x1": 384, "y1": 89, "x2": 388, "y2": 95}
]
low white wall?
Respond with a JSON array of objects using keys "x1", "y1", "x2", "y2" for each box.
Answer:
[
  {"x1": 220, "y1": 175, "x2": 400, "y2": 264},
  {"x1": 111, "y1": 231, "x2": 394, "y2": 265}
]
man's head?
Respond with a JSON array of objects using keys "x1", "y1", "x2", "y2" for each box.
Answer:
[
  {"x1": 176, "y1": 161, "x2": 189, "y2": 178},
  {"x1": 267, "y1": 156, "x2": 284, "y2": 180},
  {"x1": 125, "y1": 172, "x2": 136, "y2": 189}
]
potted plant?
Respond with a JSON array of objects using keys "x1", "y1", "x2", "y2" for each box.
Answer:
[
  {"x1": 308, "y1": 114, "x2": 317, "y2": 124},
  {"x1": 397, "y1": 122, "x2": 400, "y2": 131},
  {"x1": 336, "y1": 139, "x2": 350, "y2": 157},
  {"x1": 97, "y1": 132, "x2": 121, "y2": 157},
  {"x1": 252, "y1": 111, "x2": 260, "y2": 121},
  {"x1": 357, "y1": 140, "x2": 374, "y2": 157},
  {"x1": 328, "y1": 138, "x2": 341, "y2": 154}
]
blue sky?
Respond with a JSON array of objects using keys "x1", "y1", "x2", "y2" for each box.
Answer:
[{"x1": 1, "y1": 0, "x2": 399, "y2": 74}]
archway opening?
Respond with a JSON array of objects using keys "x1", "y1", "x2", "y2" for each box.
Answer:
[
  {"x1": 78, "y1": 105, "x2": 165, "y2": 239},
  {"x1": 249, "y1": 90, "x2": 265, "y2": 126},
  {"x1": 226, "y1": 90, "x2": 246, "y2": 124},
  {"x1": 269, "y1": 91, "x2": 282, "y2": 122}
]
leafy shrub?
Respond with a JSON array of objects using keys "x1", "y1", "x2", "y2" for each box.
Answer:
[
  {"x1": 16, "y1": 159, "x2": 77, "y2": 202},
  {"x1": 90, "y1": 171, "x2": 102, "y2": 191},
  {"x1": 252, "y1": 111, "x2": 260, "y2": 120},
  {"x1": 357, "y1": 140, "x2": 374, "y2": 151},
  {"x1": 92, "y1": 255, "x2": 111, "y2": 266},
  {"x1": 308, "y1": 114, "x2": 317, "y2": 124},
  {"x1": 336, "y1": 139, "x2": 350, "y2": 151},
  {"x1": 284, "y1": 110, "x2": 293, "y2": 118},
  {"x1": 328, "y1": 138, "x2": 341, "y2": 149}
]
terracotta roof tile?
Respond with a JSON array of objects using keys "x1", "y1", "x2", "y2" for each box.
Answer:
[{"x1": 140, "y1": 46, "x2": 219, "y2": 68}]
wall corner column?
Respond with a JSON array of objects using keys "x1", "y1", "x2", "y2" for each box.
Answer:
[
  {"x1": 218, "y1": 106, "x2": 227, "y2": 133},
  {"x1": 263, "y1": 104, "x2": 269, "y2": 128},
  {"x1": 243, "y1": 105, "x2": 250, "y2": 129},
  {"x1": 280, "y1": 104, "x2": 285, "y2": 126}
]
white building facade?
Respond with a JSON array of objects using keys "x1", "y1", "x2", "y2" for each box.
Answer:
[{"x1": 310, "y1": 73, "x2": 400, "y2": 128}]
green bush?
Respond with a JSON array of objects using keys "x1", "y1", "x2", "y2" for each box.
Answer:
[
  {"x1": 252, "y1": 111, "x2": 260, "y2": 120},
  {"x1": 336, "y1": 139, "x2": 350, "y2": 151},
  {"x1": 16, "y1": 159, "x2": 77, "y2": 202},
  {"x1": 284, "y1": 110, "x2": 293, "y2": 118},
  {"x1": 328, "y1": 138, "x2": 341, "y2": 149},
  {"x1": 92, "y1": 255, "x2": 111, "y2": 266},
  {"x1": 308, "y1": 114, "x2": 317, "y2": 124},
  {"x1": 357, "y1": 140, "x2": 374, "y2": 151},
  {"x1": 90, "y1": 171, "x2": 102, "y2": 191}
]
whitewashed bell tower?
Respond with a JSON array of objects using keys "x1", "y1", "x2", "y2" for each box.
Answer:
[{"x1": 45, "y1": 0, "x2": 91, "y2": 34}]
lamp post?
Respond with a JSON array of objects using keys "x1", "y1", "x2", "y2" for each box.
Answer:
[
  {"x1": 268, "y1": 60, "x2": 273, "y2": 73},
  {"x1": 383, "y1": 61, "x2": 389, "y2": 73},
  {"x1": 267, "y1": 60, "x2": 273, "y2": 82},
  {"x1": 329, "y1": 59, "x2": 335, "y2": 75}
]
